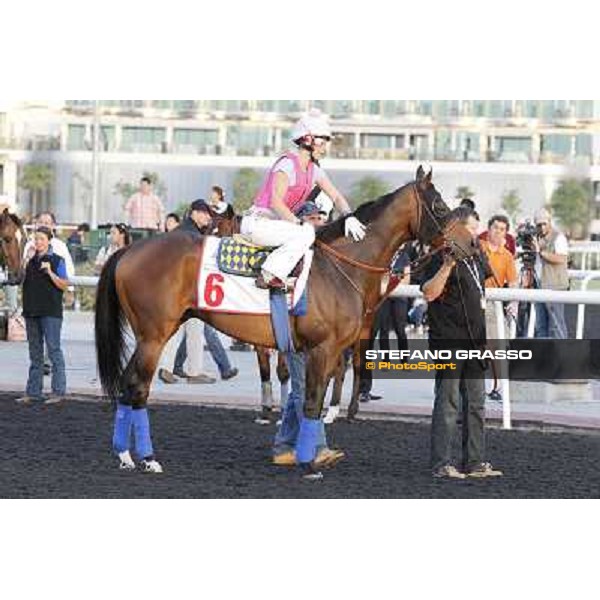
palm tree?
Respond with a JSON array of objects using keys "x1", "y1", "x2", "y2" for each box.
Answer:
[{"x1": 19, "y1": 163, "x2": 54, "y2": 216}]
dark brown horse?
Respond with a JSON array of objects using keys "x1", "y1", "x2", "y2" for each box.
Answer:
[
  {"x1": 95, "y1": 167, "x2": 475, "y2": 476},
  {"x1": 0, "y1": 209, "x2": 26, "y2": 285}
]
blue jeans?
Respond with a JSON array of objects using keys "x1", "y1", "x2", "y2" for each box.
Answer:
[
  {"x1": 25, "y1": 316, "x2": 66, "y2": 398},
  {"x1": 204, "y1": 325, "x2": 233, "y2": 376},
  {"x1": 273, "y1": 351, "x2": 327, "y2": 454},
  {"x1": 174, "y1": 326, "x2": 233, "y2": 376},
  {"x1": 535, "y1": 302, "x2": 568, "y2": 339}
]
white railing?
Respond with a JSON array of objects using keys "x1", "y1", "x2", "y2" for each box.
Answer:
[{"x1": 5, "y1": 271, "x2": 599, "y2": 432}]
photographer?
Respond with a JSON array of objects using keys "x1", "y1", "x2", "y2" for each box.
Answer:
[{"x1": 532, "y1": 208, "x2": 569, "y2": 339}]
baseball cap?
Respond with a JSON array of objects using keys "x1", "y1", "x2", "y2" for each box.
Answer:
[{"x1": 190, "y1": 199, "x2": 211, "y2": 213}]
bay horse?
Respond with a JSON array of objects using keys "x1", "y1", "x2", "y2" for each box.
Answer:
[
  {"x1": 0, "y1": 209, "x2": 26, "y2": 285},
  {"x1": 95, "y1": 166, "x2": 475, "y2": 476}
]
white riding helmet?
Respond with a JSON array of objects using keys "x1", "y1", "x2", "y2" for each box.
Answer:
[{"x1": 291, "y1": 108, "x2": 332, "y2": 141}]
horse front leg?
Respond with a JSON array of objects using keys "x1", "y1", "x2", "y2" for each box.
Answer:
[{"x1": 323, "y1": 352, "x2": 347, "y2": 424}]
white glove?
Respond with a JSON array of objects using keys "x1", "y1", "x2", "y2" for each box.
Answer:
[{"x1": 344, "y1": 215, "x2": 366, "y2": 241}]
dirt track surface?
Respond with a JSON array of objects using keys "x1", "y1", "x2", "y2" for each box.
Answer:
[{"x1": 0, "y1": 394, "x2": 598, "y2": 498}]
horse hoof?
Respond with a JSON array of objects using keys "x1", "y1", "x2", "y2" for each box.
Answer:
[
  {"x1": 140, "y1": 459, "x2": 164, "y2": 473},
  {"x1": 118, "y1": 451, "x2": 135, "y2": 471},
  {"x1": 323, "y1": 406, "x2": 340, "y2": 424},
  {"x1": 300, "y1": 462, "x2": 323, "y2": 481}
]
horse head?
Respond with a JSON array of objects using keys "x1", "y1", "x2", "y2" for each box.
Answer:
[
  {"x1": 0, "y1": 208, "x2": 26, "y2": 285},
  {"x1": 412, "y1": 165, "x2": 478, "y2": 261}
]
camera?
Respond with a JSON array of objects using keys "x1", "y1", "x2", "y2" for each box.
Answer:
[{"x1": 515, "y1": 220, "x2": 540, "y2": 267}]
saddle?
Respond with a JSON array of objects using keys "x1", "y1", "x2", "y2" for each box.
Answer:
[{"x1": 217, "y1": 235, "x2": 304, "y2": 279}]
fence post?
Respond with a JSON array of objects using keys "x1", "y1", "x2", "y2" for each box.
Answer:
[{"x1": 495, "y1": 300, "x2": 511, "y2": 430}]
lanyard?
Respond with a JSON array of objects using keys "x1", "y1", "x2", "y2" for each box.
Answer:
[{"x1": 462, "y1": 257, "x2": 484, "y2": 298}]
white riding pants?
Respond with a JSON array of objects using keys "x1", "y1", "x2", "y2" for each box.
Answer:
[{"x1": 240, "y1": 215, "x2": 315, "y2": 281}]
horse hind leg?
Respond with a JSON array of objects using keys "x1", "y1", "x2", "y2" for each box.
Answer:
[
  {"x1": 115, "y1": 339, "x2": 165, "y2": 473},
  {"x1": 254, "y1": 346, "x2": 277, "y2": 425}
]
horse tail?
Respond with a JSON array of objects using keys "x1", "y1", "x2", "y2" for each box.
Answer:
[{"x1": 95, "y1": 247, "x2": 129, "y2": 400}]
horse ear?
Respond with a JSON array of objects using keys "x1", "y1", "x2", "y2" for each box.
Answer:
[
  {"x1": 2, "y1": 207, "x2": 9, "y2": 215},
  {"x1": 416, "y1": 164, "x2": 433, "y2": 185}
]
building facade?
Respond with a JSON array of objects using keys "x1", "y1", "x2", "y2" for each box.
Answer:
[{"x1": 1, "y1": 100, "x2": 600, "y2": 226}]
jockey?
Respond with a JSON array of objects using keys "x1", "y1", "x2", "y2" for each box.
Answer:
[{"x1": 240, "y1": 108, "x2": 366, "y2": 290}]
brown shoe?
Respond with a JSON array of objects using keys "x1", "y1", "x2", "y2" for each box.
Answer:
[
  {"x1": 315, "y1": 448, "x2": 346, "y2": 468},
  {"x1": 158, "y1": 368, "x2": 178, "y2": 384},
  {"x1": 272, "y1": 451, "x2": 296, "y2": 467}
]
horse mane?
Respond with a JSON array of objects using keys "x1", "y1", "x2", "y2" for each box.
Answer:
[
  {"x1": 1, "y1": 210, "x2": 24, "y2": 229},
  {"x1": 316, "y1": 184, "x2": 409, "y2": 243},
  {"x1": 9, "y1": 212, "x2": 23, "y2": 228}
]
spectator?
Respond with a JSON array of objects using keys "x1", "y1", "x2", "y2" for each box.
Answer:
[
  {"x1": 94, "y1": 223, "x2": 131, "y2": 274},
  {"x1": 164, "y1": 212, "x2": 180, "y2": 232},
  {"x1": 533, "y1": 208, "x2": 569, "y2": 338},
  {"x1": 124, "y1": 176, "x2": 165, "y2": 230},
  {"x1": 67, "y1": 222, "x2": 90, "y2": 264},
  {"x1": 480, "y1": 215, "x2": 519, "y2": 329},
  {"x1": 158, "y1": 200, "x2": 238, "y2": 384},
  {"x1": 24, "y1": 212, "x2": 75, "y2": 320},
  {"x1": 16, "y1": 227, "x2": 68, "y2": 405},
  {"x1": 421, "y1": 207, "x2": 502, "y2": 479},
  {"x1": 208, "y1": 185, "x2": 234, "y2": 218}
]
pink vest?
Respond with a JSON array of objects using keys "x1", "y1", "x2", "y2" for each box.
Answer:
[{"x1": 254, "y1": 151, "x2": 314, "y2": 214}]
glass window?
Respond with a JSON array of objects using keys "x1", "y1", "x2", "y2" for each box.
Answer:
[
  {"x1": 574, "y1": 101, "x2": 594, "y2": 119},
  {"x1": 227, "y1": 126, "x2": 272, "y2": 154},
  {"x1": 576, "y1": 134, "x2": 592, "y2": 156},
  {"x1": 363, "y1": 134, "x2": 393, "y2": 149},
  {"x1": 121, "y1": 127, "x2": 165, "y2": 152},
  {"x1": 151, "y1": 100, "x2": 171, "y2": 110},
  {"x1": 67, "y1": 124, "x2": 87, "y2": 150},
  {"x1": 257, "y1": 100, "x2": 276, "y2": 112},
  {"x1": 543, "y1": 134, "x2": 571, "y2": 156},
  {"x1": 173, "y1": 100, "x2": 197, "y2": 111},
  {"x1": 365, "y1": 100, "x2": 381, "y2": 115},
  {"x1": 173, "y1": 128, "x2": 218, "y2": 151}
]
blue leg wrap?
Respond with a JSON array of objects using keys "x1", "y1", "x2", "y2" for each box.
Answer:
[
  {"x1": 112, "y1": 403, "x2": 133, "y2": 453},
  {"x1": 132, "y1": 408, "x2": 154, "y2": 459},
  {"x1": 296, "y1": 417, "x2": 321, "y2": 463}
]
